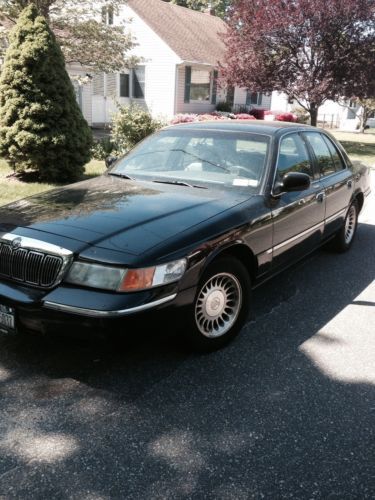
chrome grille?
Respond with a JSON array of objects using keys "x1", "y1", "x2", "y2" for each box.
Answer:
[{"x1": 0, "y1": 234, "x2": 72, "y2": 289}]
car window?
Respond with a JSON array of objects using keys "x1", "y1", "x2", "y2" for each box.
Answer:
[
  {"x1": 112, "y1": 129, "x2": 271, "y2": 192},
  {"x1": 322, "y1": 135, "x2": 346, "y2": 170},
  {"x1": 276, "y1": 133, "x2": 313, "y2": 181},
  {"x1": 304, "y1": 132, "x2": 336, "y2": 177}
]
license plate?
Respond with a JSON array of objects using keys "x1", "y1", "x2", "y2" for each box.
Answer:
[{"x1": 0, "y1": 304, "x2": 15, "y2": 333}]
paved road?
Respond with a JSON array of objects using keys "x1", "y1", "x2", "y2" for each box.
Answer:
[{"x1": 0, "y1": 176, "x2": 374, "y2": 499}]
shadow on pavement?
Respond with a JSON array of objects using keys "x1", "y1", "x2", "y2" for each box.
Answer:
[{"x1": 0, "y1": 221, "x2": 374, "y2": 498}]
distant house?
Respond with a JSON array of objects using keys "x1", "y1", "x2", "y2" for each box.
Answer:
[{"x1": 267, "y1": 92, "x2": 365, "y2": 130}]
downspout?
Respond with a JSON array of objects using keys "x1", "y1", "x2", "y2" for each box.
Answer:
[{"x1": 174, "y1": 64, "x2": 179, "y2": 116}]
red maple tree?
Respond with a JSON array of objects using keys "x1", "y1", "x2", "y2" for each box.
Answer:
[{"x1": 222, "y1": 0, "x2": 375, "y2": 126}]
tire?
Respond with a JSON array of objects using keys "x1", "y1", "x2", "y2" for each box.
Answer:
[
  {"x1": 333, "y1": 200, "x2": 359, "y2": 252},
  {"x1": 184, "y1": 257, "x2": 251, "y2": 352}
]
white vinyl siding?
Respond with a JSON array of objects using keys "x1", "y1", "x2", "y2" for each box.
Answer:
[
  {"x1": 114, "y1": 5, "x2": 180, "y2": 119},
  {"x1": 106, "y1": 74, "x2": 117, "y2": 97},
  {"x1": 68, "y1": 65, "x2": 93, "y2": 126},
  {"x1": 93, "y1": 73, "x2": 105, "y2": 96}
]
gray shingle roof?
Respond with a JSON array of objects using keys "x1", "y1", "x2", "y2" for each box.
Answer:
[{"x1": 128, "y1": 0, "x2": 227, "y2": 66}]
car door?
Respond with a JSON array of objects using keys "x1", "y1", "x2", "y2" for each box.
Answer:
[
  {"x1": 271, "y1": 132, "x2": 326, "y2": 270},
  {"x1": 303, "y1": 132, "x2": 354, "y2": 236}
]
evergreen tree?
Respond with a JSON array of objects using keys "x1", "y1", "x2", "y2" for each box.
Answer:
[{"x1": 0, "y1": 4, "x2": 93, "y2": 182}]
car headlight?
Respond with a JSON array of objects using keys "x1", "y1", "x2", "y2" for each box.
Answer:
[{"x1": 65, "y1": 259, "x2": 187, "y2": 292}]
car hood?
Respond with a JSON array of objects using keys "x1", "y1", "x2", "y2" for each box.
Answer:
[{"x1": 0, "y1": 175, "x2": 251, "y2": 257}]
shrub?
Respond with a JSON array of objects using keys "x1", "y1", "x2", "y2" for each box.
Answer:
[
  {"x1": 216, "y1": 101, "x2": 232, "y2": 112},
  {"x1": 264, "y1": 110, "x2": 298, "y2": 122},
  {"x1": 170, "y1": 114, "x2": 198, "y2": 125},
  {"x1": 112, "y1": 104, "x2": 165, "y2": 152},
  {"x1": 197, "y1": 114, "x2": 227, "y2": 121},
  {"x1": 215, "y1": 111, "x2": 236, "y2": 119},
  {"x1": 91, "y1": 137, "x2": 116, "y2": 160},
  {"x1": 234, "y1": 113, "x2": 257, "y2": 120},
  {"x1": 275, "y1": 112, "x2": 298, "y2": 122},
  {"x1": 249, "y1": 108, "x2": 266, "y2": 120},
  {"x1": 292, "y1": 107, "x2": 310, "y2": 124},
  {"x1": 0, "y1": 5, "x2": 93, "y2": 183}
]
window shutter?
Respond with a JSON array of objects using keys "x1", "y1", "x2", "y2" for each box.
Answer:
[
  {"x1": 258, "y1": 93, "x2": 263, "y2": 105},
  {"x1": 211, "y1": 70, "x2": 218, "y2": 105},
  {"x1": 184, "y1": 66, "x2": 191, "y2": 103}
]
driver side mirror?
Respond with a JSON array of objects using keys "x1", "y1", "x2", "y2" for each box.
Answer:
[
  {"x1": 274, "y1": 172, "x2": 311, "y2": 194},
  {"x1": 105, "y1": 156, "x2": 118, "y2": 169}
]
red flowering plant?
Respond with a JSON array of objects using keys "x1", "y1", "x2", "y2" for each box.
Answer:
[{"x1": 275, "y1": 112, "x2": 298, "y2": 122}]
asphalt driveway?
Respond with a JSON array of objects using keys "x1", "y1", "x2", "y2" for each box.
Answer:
[{"x1": 0, "y1": 176, "x2": 374, "y2": 499}]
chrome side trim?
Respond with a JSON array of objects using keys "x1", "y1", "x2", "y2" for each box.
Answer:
[
  {"x1": 325, "y1": 208, "x2": 346, "y2": 224},
  {"x1": 273, "y1": 221, "x2": 324, "y2": 252},
  {"x1": 43, "y1": 294, "x2": 177, "y2": 317}
]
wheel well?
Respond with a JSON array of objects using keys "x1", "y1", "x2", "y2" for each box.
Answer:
[
  {"x1": 355, "y1": 192, "x2": 364, "y2": 213},
  {"x1": 216, "y1": 244, "x2": 258, "y2": 281}
]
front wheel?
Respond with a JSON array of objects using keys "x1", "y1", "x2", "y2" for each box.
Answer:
[
  {"x1": 333, "y1": 200, "x2": 359, "y2": 252},
  {"x1": 184, "y1": 257, "x2": 251, "y2": 352}
]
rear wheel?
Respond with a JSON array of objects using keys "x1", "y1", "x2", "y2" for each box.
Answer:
[
  {"x1": 333, "y1": 200, "x2": 359, "y2": 252},
  {"x1": 184, "y1": 257, "x2": 251, "y2": 352}
]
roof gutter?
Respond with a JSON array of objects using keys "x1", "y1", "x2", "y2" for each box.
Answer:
[{"x1": 179, "y1": 61, "x2": 219, "y2": 68}]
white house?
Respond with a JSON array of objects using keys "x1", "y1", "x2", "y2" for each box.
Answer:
[
  {"x1": 75, "y1": 0, "x2": 276, "y2": 126},
  {"x1": 77, "y1": 0, "x2": 226, "y2": 125}
]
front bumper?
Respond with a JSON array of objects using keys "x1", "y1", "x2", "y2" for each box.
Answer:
[{"x1": 0, "y1": 280, "x2": 195, "y2": 336}]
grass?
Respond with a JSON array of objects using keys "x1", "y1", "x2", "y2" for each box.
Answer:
[
  {"x1": 0, "y1": 129, "x2": 374, "y2": 207},
  {"x1": 331, "y1": 130, "x2": 375, "y2": 168},
  {"x1": 0, "y1": 159, "x2": 105, "y2": 207}
]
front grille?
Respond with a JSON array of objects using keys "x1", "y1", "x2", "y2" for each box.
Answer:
[{"x1": 0, "y1": 241, "x2": 64, "y2": 288}]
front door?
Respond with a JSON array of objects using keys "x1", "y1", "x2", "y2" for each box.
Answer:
[{"x1": 271, "y1": 133, "x2": 325, "y2": 270}]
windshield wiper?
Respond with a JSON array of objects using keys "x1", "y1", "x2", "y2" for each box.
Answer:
[
  {"x1": 169, "y1": 149, "x2": 231, "y2": 173},
  {"x1": 108, "y1": 172, "x2": 134, "y2": 180},
  {"x1": 152, "y1": 180, "x2": 207, "y2": 189}
]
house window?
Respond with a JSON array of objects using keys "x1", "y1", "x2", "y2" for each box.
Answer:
[
  {"x1": 120, "y1": 73, "x2": 130, "y2": 98},
  {"x1": 246, "y1": 91, "x2": 262, "y2": 106},
  {"x1": 102, "y1": 5, "x2": 114, "y2": 25},
  {"x1": 133, "y1": 66, "x2": 145, "y2": 99},
  {"x1": 190, "y1": 70, "x2": 211, "y2": 102}
]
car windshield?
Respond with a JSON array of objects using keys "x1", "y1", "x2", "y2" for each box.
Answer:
[{"x1": 111, "y1": 129, "x2": 270, "y2": 192}]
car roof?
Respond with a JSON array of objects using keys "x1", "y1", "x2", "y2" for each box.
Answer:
[{"x1": 166, "y1": 120, "x2": 316, "y2": 136}]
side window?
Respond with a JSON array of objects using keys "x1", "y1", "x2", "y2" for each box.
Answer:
[
  {"x1": 305, "y1": 132, "x2": 335, "y2": 177},
  {"x1": 276, "y1": 133, "x2": 313, "y2": 181},
  {"x1": 119, "y1": 74, "x2": 130, "y2": 98},
  {"x1": 322, "y1": 136, "x2": 346, "y2": 171}
]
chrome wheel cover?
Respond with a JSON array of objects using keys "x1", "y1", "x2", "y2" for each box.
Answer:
[
  {"x1": 345, "y1": 205, "x2": 356, "y2": 244},
  {"x1": 195, "y1": 272, "x2": 242, "y2": 338}
]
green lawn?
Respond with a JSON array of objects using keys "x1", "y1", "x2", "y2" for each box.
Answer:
[
  {"x1": 0, "y1": 159, "x2": 105, "y2": 207},
  {"x1": 0, "y1": 129, "x2": 374, "y2": 207},
  {"x1": 331, "y1": 130, "x2": 375, "y2": 168}
]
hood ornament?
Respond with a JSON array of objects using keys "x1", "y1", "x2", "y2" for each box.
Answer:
[{"x1": 11, "y1": 237, "x2": 22, "y2": 250}]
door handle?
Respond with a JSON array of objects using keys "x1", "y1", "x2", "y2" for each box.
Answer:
[{"x1": 316, "y1": 191, "x2": 325, "y2": 203}]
